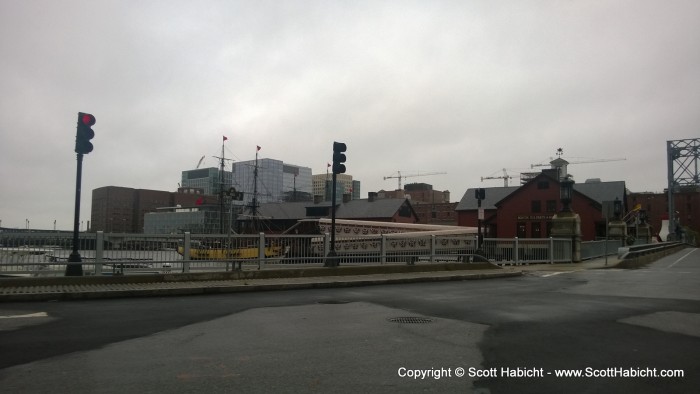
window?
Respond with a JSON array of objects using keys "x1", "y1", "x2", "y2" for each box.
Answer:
[
  {"x1": 537, "y1": 181, "x2": 549, "y2": 189},
  {"x1": 531, "y1": 200, "x2": 541, "y2": 213},
  {"x1": 546, "y1": 200, "x2": 557, "y2": 212}
]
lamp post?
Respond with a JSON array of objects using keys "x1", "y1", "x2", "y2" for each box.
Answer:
[
  {"x1": 608, "y1": 196, "x2": 627, "y2": 245},
  {"x1": 560, "y1": 175, "x2": 574, "y2": 212},
  {"x1": 475, "y1": 188, "x2": 485, "y2": 252},
  {"x1": 637, "y1": 209, "x2": 651, "y2": 244},
  {"x1": 550, "y1": 175, "x2": 581, "y2": 262},
  {"x1": 613, "y1": 197, "x2": 622, "y2": 220}
]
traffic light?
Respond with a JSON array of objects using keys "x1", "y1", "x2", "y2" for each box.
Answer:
[
  {"x1": 75, "y1": 112, "x2": 95, "y2": 154},
  {"x1": 332, "y1": 141, "x2": 347, "y2": 174},
  {"x1": 228, "y1": 187, "x2": 244, "y2": 201}
]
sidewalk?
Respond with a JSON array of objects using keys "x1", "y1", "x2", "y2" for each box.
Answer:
[{"x1": 0, "y1": 257, "x2": 621, "y2": 302}]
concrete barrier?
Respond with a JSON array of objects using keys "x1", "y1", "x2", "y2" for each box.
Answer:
[
  {"x1": 0, "y1": 262, "x2": 501, "y2": 288},
  {"x1": 617, "y1": 242, "x2": 686, "y2": 269}
]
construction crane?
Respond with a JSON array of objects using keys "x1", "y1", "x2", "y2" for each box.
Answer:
[
  {"x1": 383, "y1": 171, "x2": 446, "y2": 190},
  {"x1": 195, "y1": 155, "x2": 205, "y2": 169},
  {"x1": 481, "y1": 168, "x2": 514, "y2": 187}
]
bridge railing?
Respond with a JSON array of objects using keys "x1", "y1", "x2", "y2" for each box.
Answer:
[
  {"x1": 480, "y1": 237, "x2": 572, "y2": 264},
  {"x1": 2, "y1": 231, "x2": 576, "y2": 276},
  {"x1": 580, "y1": 239, "x2": 624, "y2": 260}
]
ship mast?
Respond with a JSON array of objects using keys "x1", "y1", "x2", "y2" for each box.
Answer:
[
  {"x1": 250, "y1": 146, "x2": 260, "y2": 231},
  {"x1": 219, "y1": 137, "x2": 226, "y2": 233}
]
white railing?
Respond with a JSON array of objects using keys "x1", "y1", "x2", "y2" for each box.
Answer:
[
  {"x1": 1, "y1": 231, "x2": 575, "y2": 276},
  {"x1": 480, "y1": 237, "x2": 572, "y2": 264}
]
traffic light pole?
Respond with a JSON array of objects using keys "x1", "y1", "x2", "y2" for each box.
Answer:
[
  {"x1": 325, "y1": 141, "x2": 346, "y2": 268},
  {"x1": 324, "y1": 171, "x2": 339, "y2": 267},
  {"x1": 65, "y1": 153, "x2": 84, "y2": 276}
]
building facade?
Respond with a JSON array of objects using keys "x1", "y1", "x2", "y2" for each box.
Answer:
[
  {"x1": 628, "y1": 186, "x2": 700, "y2": 239},
  {"x1": 456, "y1": 171, "x2": 627, "y2": 241},
  {"x1": 91, "y1": 186, "x2": 218, "y2": 233},
  {"x1": 181, "y1": 167, "x2": 232, "y2": 196},
  {"x1": 143, "y1": 205, "x2": 222, "y2": 234},
  {"x1": 411, "y1": 202, "x2": 459, "y2": 225},
  {"x1": 232, "y1": 159, "x2": 312, "y2": 204},
  {"x1": 311, "y1": 173, "x2": 360, "y2": 202}
]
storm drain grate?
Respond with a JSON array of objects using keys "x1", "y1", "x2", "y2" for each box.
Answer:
[
  {"x1": 317, "y1": 300, "x2": 351, "y2": 304},
  {"x1": 387, "y1": 316, "x2": 434, "y2": 324}
]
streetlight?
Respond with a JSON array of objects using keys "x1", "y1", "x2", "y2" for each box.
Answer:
[
  {"x1": 559, "y1": 175, "x2": 574, "y2": 212},
  {"x1": 613, "y1": 197, "x2": 622, "y2": 220}
]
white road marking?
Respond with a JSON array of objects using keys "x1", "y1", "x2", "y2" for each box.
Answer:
[
  {"x1": 541, "y1": 271, "x2": 580, "y2": 277},
  {"x1": 667, "y1": 248, "x2": 697, "y2": 269}
]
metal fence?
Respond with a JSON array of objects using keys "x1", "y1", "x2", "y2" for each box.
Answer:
[
  {"x1": 2, "y1": 231, "x2": 576, "y2": 277},
  {"x1": 481, "y1": 237, "x2": 572, "y2": 264},
  {"x1": 580, "y1": 239, "x2": 624, "y2": 260}
]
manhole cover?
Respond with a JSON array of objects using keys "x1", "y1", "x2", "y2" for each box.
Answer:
[{"x1": 387, "y1": 316, "x2": 434, "y2": 324}]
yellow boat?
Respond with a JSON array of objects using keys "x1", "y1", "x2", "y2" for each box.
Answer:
[{"x1": 176, "y1": 241, "x2": 284, "y2": 260}]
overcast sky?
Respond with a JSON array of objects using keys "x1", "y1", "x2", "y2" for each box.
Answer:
[{"x1": 1, "y1": 0, "x2": 698, "y2": 230}]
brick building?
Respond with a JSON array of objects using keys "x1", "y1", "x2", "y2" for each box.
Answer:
[
  {"x1": 370, "y1": 183, "x2": 455, "y2": 224},
  {"x1": 456, "y1": 170, "x2": 627, "y2": 241},
  {"x1": 91, "y1": 186, "x2": 218, "y2": 233},
  {"x1": 628, "y1": 186, "x2": 700, "y2": 238}
]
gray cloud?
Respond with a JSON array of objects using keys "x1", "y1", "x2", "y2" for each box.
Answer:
[{"x1": 1, "y1": 0, "x2": 698, "y2": 230}]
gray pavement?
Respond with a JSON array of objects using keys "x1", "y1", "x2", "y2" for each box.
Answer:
[{"x1": 0, "y1": 256, "x2": 623, "y2": 302}]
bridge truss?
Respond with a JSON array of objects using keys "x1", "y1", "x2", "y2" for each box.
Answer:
[{"x1": 667, "y1": 138, "x2": 700, "y2": 238}]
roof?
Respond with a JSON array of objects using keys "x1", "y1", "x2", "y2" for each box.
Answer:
[
  {"x1": 257, "y1": 198, "x2": 415, "y2": 220},
  {"x1": 573, "y1": 181, "x2": 626, "y2": 205},
  {"x1": 456, "y1": 177, "x2": 627, "y2": 211},
  {"x1": 257, "y1": 201, "x2": 309, "y2": 220},
  {"x1": 337, "y1": 198, "x2": 413, "y2": 219},
  {"x1": 455, "y1": 186, "x2": 519, "y2": 210}
]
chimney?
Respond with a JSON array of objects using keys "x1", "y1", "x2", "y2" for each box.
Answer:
[
  {"x1": 368, "y1": 192, "x2": 377, "y2": 202},
  {"x1": 343, "y1": 193, "x2": 351, "y2": 203}
]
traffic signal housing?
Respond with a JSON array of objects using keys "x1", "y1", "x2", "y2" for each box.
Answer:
[
  {"x1": 227, "y1": 187, "x2": 244, "y2": 201},
  {"x1": 332, "y1": 141, "x2": 347, "y2": 174},
  {"x1": 75, "y1": 112, "x2": 95, "y2": 154}
]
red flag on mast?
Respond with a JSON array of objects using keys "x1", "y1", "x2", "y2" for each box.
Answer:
[
  {"x1": 256, "y1": 145, "x2": 261, "y2": 151},
  {"x1": 223, "y1": 136, "x2": 228, "y2": 141}
]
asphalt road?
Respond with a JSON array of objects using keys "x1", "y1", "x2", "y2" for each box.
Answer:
[{"x1": 0, "y1": 248, "x2": 698, "y2": 393}]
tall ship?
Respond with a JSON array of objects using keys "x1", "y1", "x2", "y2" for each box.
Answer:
[{"x1": 177, "y1": 138, "x2": 285, "y2": 260}]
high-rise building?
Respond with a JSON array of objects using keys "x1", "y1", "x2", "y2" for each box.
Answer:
[
  {"x1": 312, "y1": 173, "x2": 360, "y2": 201},
  {"x1": 231, "y1": 159, "x2": 313, "y2": 205},
  {"x1": 181, "y1": 159, "x2": 312, "y2": 205}
]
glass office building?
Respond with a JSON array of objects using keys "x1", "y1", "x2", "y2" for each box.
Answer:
[
  {"x1": 181, "y1": 167, "x2": 233, "y2": 196},
  {"x1": 232, "y1": 159, "x2": 312, "y2": 205}
]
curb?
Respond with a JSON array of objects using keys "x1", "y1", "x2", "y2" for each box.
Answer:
[{"x1": 0, "y1": 270, "x2": 522, "y2": 302}]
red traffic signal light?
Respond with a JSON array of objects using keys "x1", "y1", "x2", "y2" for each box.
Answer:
[{"x1": 75, "y1": 112, "x2": 95, "y2": 154}]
